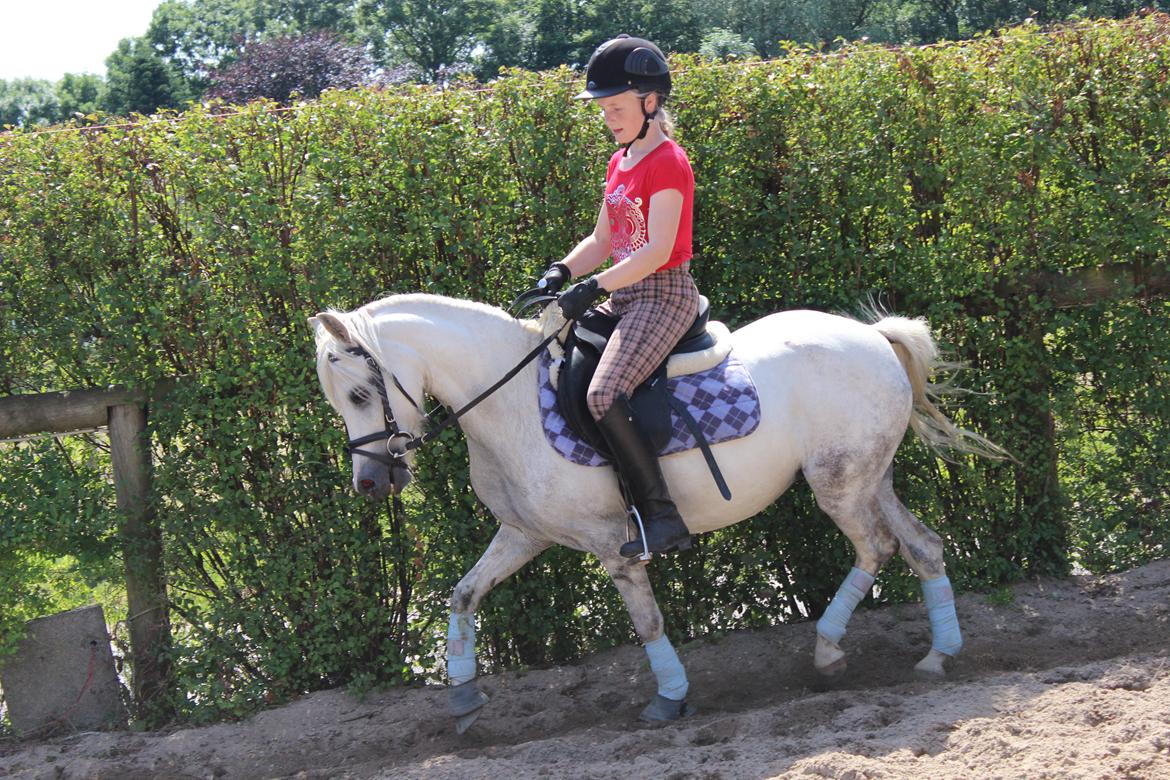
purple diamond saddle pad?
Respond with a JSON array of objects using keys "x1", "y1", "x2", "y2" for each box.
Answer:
[{"x1": 537, "y1": 350, "x2": 762, "y2": 467}]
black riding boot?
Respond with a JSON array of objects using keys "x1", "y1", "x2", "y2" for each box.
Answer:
[{"x1": 597, "y1": 395, "x2": 694, "y2": 558}]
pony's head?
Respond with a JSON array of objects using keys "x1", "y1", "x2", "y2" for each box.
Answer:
[{"x1": 310, "y1": 309, "x2": 424, "y2": 500}]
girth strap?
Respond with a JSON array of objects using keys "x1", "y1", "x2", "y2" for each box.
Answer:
[{"x1": 665, "y1": 395, "x2": 733, "y2": 501}]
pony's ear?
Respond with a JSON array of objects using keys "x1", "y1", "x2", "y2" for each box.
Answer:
[{"x1": 311, "y1": 312, "x2": 354, "y2": 345}]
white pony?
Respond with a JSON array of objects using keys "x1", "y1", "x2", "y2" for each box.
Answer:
[{"x1": 311, "y1": 294, "x2": 1000, "y2": 731}]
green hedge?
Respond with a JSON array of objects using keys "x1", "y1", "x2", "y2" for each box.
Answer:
[{"x1": 1, "y1": 16, "x2": 1168, "y2": 722}]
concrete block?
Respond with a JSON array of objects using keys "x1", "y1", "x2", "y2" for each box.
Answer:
[{"x1": 0, "y1": 605, "x2": 128, "y2": 735}]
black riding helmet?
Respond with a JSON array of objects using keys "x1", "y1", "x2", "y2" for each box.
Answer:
[
  {"x1": 576, "y1": 34, "x2": 672, "y2": 99},
  {"x1": 576, "y1": 34, "x2": 672, "y2": 155}
]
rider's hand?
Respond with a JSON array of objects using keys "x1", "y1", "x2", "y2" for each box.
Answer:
[
  {"x1": 558, "y1": 277, "x2": 605, "y2": 321},
  {"x1": 537, "y1": 262, "x2": 571, "y2": 294}
]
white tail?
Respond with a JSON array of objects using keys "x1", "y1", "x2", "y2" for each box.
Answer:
[{"x1": 870, "y1": 315, "x2": 1011, "y2": 462}]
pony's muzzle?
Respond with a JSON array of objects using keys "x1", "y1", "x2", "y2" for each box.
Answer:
[
  {"x1": 355, "y1": 468, "x2": 391, "y2": 500},
  {"x1": 355, "y1": 471, "x2": 410, "y2": 500},
  {"x1": 353, "y1": 432, "x2": 415, "y2": 499},
  {"x1": 354, "y1": 459, "x2": 411, "y2": 500}
]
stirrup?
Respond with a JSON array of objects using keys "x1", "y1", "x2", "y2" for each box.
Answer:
[
  {"x1": 628, "y1": 506, "x2": 652, "y2": 563},
  {"x1": 622, "y1": 506, "x2": 693, "y2": 561}
]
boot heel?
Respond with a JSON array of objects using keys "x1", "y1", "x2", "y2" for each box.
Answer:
[{"x1": 674, "y1": 535, "x2": 695, "y2": 552}]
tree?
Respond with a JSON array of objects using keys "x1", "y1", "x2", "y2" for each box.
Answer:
[
  {"x1": 206, "y1": 30, "x2": 374, "y2": 103},
  {"x1": 918, "y1": 0, "x2": 961, "y2": 40},
  {"x1": 0, "y1": 79, "x2": 60, "y2": 128},
  {"x1": 103, "y1": 37, "x2": 192, "y2": 116},
  {"x1": 358, "y1": 0, "x2": 495, "y2": 82},
  {"x1": 699, "y1": 27, "x2": 757, "y2": 59},
  {"x1": 476, "y1": 3, "x2": 527, "y2": 79},
  {"x1": 145, "y1": 0, "x2": 361, "y2": 95},
  {"x1": 529, "y1": 0, "x2": 584, "y2": 70},
  {"x1": 262, "y1": 0, "x2": 361, "y2": 33},
  {"x1": 146, "y1": 0, "x2": 264, "y2": 91},
  {"x1": 477, "y1": 0, "x2": 584, "y2": 79},
  {"x1": 577, "y1": 0, "x2": 702, "y2": 57},
  {"x1": 87, "y1": 0, "x2": 1170, "y2": 105},
  {"x1": 56, "y1": 74, "x2": 105, "y2": 121},
  {"x1": 695, "y1": 0, "x2": 885, "y2": 56}
]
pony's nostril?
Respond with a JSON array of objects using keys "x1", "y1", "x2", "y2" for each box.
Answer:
[{"x1": 358, "y1": 478, "x2": 376, "y2": 491}]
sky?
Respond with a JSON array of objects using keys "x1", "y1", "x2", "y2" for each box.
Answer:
[{"x1": 0, "y1": 0, "x2": 163, "y2": 82}]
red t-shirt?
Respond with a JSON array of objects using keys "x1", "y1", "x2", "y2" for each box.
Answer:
[{"x1": 604, "y1": 139, "x2": 694, "y2": 271}]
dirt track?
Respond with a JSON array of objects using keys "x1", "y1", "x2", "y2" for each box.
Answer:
[{"x1": 3, "y1": 559, "x2": 1169, "y2": 779}]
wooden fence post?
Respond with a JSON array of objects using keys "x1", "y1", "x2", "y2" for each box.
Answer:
[
  {"x1": 108, "y1": 403, "x2": 174, "y2": 725},
  {"x1": 0, "y1": 382, "x2": 181, "y2": 724}
]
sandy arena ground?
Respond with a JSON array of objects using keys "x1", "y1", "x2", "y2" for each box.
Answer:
[{"x1": 3, "y1": 558, "x2": 1169, "y2": 779}]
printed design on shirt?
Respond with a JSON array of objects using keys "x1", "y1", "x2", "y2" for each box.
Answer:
[{"x1": 605, "y1": 183, "x2": 646, "y2": 262}]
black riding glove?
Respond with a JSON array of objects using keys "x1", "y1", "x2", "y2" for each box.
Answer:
[
  {"x1": 558, "y1": 277, "x2": 605, "y2": 320},
  {"x1": 537, "y1": 262, "x2": 571, "y2": 294}
]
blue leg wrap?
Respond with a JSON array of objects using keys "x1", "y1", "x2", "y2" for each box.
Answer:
[
  {"x1": 644, "y1": 635, "x2": 688, "y2": 701},
  {"x1": 816, "y1": 567, "x2": 875, "y2": 645},
  {"x1": 447, "y1": 612, "x2": 476, "y2": 685},
  {"x1": 922, "y1": 576, "x2": 963, "y2": 656}
]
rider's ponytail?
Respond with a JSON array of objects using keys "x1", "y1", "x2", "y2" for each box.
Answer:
[{"x1": 637, "y1": 90, "x2": 674, "y2": 137}]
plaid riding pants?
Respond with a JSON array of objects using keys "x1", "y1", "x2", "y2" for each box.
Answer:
[{"x1": 586, "y1": 262, "x2": 701, "y2": 420}]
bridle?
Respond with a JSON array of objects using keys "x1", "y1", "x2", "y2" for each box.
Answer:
[
  {"x1": 343, "y1": 344, "x2": 422, "y2": 468},
  {"x1": 340, "y1": 303, "x2": 565, "y2": 470}
]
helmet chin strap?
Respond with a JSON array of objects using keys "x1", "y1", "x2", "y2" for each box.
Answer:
[{"x1": 622, "y1": 96, "x2": 659, "y2": 157}]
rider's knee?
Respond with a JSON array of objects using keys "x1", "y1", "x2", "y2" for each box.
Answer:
[{"x1": 586, "y1": 386, "x2": 615, "y2": 421}]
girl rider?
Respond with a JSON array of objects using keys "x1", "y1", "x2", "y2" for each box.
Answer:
[{"x1": 537, "y1": 35, "x2": 702, "y2": 559}]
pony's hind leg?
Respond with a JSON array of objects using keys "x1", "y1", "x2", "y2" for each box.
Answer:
[
  {"x1": 805, "y1": 461, "x2": 900, "y2": 677},
  {"x1": 874, "y1": 469, "x2": 961, "y2": 676}
]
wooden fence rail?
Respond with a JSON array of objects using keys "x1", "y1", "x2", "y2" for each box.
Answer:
[{"x1": 0, "y1": 386, "x2": 156, "y2": 439}]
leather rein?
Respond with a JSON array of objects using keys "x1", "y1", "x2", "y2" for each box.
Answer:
[{"x1": 344, "y1": 298, "x2": 564, "y2": 468}]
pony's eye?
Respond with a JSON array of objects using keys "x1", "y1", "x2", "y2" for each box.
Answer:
[{"x1": 348, "y1": 387, "x2": 372, "y2": 407}]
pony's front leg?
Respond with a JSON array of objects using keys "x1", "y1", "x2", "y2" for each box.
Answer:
[
  {"x1": 447, "y1": 524, "x2": 549, "y2": 733},
  {"x1": 600, "y1": 556, "x2": 693, "y2": 722}
]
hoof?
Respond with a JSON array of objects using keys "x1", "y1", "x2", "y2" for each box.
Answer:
[
  {"x1": 639, "y1": 694, "x2": 694, "y2": 722},
  {"x1": 914, "y1": 648, "x2": 951, "y2": 677},
  {"x1": 817, "y1": 656, "x2": 847, "y2": 677},
  {"x1": 455, "y1": 708, "x2": 483, "y2": 735},
  {"x1": 814, "y1": 635, "x2": 847, "y2": 677},
  {"x1": 449, "y1": 681, "x2": 489, "y2": 733}
]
